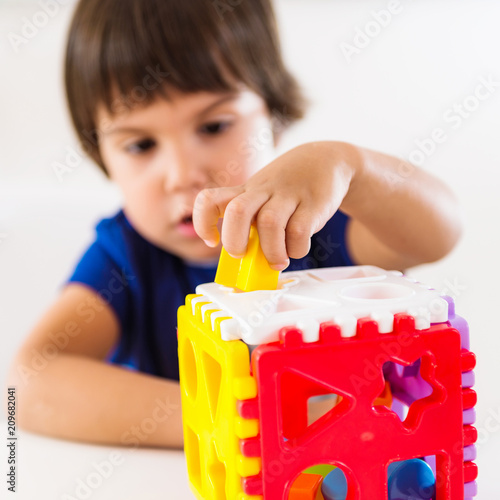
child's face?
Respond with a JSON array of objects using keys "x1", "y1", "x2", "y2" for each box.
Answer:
[{"x1": 97, "y1": 88, "x2": 275, "y2": 263}]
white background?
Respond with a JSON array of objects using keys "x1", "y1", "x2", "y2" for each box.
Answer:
[{"x1": 1, "y1": 0, "x2": 499, "y2": 498}]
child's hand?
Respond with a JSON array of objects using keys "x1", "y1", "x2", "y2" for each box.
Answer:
[{"x1": 193, "y1": 142, "x2": 355, "y2": 270}]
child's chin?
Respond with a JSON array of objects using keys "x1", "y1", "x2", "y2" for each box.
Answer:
[{"x1": 177, "y1": 242, "x2": 220, "y2": 262}]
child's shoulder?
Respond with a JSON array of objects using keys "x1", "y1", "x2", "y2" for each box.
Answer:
[
  {"x1": 93, "y1": 209, "x2": 148, "y2": 253},
  {"x1": 89, "y1": 209, "x2": 186, "y2": 278},
  {"x1": 95, "y1": 209, "x2": 130, "y2": 238},
  {"x1": 74, "y1": 209, "x2": 156, "y2": 284}
]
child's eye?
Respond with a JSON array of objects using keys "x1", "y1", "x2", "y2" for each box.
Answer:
[
  {"x1": 199, "y1": 121, "x2": 232, "y2": 136},
  {"x1": 125, "y1": 138, "x2": 156, "y2": 154}
]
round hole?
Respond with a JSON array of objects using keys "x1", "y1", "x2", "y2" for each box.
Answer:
[
  {"x1": 341, "y1": 283, "x2": 414, "y2": 301},
  {"x1": 181, "y1": 339, "x2": 197, "y2": 400}
]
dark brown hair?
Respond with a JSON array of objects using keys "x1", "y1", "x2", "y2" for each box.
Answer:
[{"x1": 64, "y1": 0, "x2": 307, "y2": 174}]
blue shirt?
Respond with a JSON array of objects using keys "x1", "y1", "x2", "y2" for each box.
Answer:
[{"x1": 67, "y1": 210, "x2": 354, "y2": 381}]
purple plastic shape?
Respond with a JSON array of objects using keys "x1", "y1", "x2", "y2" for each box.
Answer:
[
  {"x1": 462, "y1": 371, "x2": 475, "y2": 388},
  {"x1": 463, "y1": 445, "x2": 477, "y2": 462},
  {"x1": 464, "y1": 480, "x2": 478, "y2": 497},
  {"x1": 442, "y1": 295, "x2": 470, "y2": 350},
  {"x1": 463, "y1": 408, "x2": 476, "y2": 425}
]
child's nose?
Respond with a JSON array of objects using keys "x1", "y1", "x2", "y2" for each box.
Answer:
[{"x1": 162, "y1": 145, "x2": 205, "y2": 193}]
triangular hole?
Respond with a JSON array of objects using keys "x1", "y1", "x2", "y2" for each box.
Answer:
[
  {"x1": 307, "y1": 394, "x2": 341, "y2": 427},
  {"x1": 202, "y1": 352, "x2": 222, "y2": 422},
  {"x1": 281, "y1": 370, "x2": 349, "y2": 444}
]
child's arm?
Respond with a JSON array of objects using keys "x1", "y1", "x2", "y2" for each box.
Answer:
[
  {"x1": 193, "y1": 141, "x2": 462, "y2": 270},
  {"x1": 7, "y1": 284, "x2": 183, "y2": 448}
]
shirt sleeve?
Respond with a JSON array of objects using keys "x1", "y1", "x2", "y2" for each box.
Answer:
[{"x1": 66, "y1": 239, "x2": 132, "y2": 334}]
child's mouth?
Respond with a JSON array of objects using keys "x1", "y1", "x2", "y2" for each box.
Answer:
[{"x1": 177, "y1": 214, "x2": 198, "y2": 238}]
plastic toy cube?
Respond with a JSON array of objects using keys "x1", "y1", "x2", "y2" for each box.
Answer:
[{"x1": 178, "y1": 249, "x2": 477, "y2": 499}]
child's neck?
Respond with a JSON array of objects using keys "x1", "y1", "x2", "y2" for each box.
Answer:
[{"x1": 182, "y1": 256, "x2": 219, "y2": 268}]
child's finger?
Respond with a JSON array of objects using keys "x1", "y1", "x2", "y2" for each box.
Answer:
[
  {"x1": 193, "y1": 186, "x2": 244, "y2": 246},
  {"x1": 284, "y1": 205, "x2": 322, "y2": 259},
  {"x1": 220, "y1": 190, "x2": 271, "y2": 258},
  {"x1": 255, "y1": 197, "x2": 299, "y2": 270}
]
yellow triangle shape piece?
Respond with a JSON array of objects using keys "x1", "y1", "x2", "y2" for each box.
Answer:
[{"x1": 215, "y1": 226, "x2": 280, "y2": 292}]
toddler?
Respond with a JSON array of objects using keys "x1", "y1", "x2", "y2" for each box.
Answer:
[{"x1": 8, "y1": 0, "x2": 461, "y2": 450}]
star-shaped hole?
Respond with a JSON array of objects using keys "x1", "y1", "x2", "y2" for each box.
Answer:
[{"x1": 374, "y1": 354, "x2": 446, "y2": 430}]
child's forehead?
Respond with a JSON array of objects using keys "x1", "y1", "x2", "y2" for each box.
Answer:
[{"x1": 97, "y1": 86, "x2": 266, "y2": 125}]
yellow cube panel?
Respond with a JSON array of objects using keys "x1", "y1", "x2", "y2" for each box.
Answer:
[{"x1": 178, "y1": 294, "x2": 260, "y2": 500}]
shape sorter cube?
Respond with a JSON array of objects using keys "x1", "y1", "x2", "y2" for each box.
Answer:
[{"x1": 177, "y1": 231, "x2": 477, "y2": 500}]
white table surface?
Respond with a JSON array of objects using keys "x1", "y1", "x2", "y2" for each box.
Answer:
[
  {"x1": 3, "y1": 418, "x2": 500, "y2": 498},
  {"x1": 6, "y1": 424, "x2": 194, "y2": 500}
]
